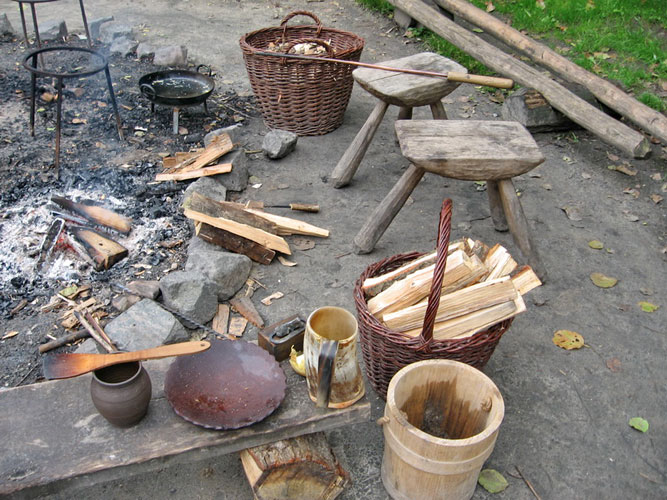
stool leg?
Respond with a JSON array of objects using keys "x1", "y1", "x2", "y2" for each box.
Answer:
[
  {"x1": 29, "y1": 55, "x2": 37, "y2": 136},
  {"x1": 104, "y1": 67, "x2": 124, "y2": 140},
  {"x1": 331, "y1": 100, "x2": 389, "y2": 189},
  {"x1": 487, "y1": 180, "x2": 508, "y2": 231},
  {"x1": 354, "y1": 164, "x2": 425, "y2": 254},
  {"x1": 429, "y1": 100, "x2": 448, "y2": 120},
  {"x1": 29, "y1": 3, "x2": 41, "y2": 48},
  {"x1": 54, "y1": 77, "x2": 63, "y2": 170},
  {"x1": 497, "y1": 178, "x2": 546, "y2": 281},
  {"x1": 78, "y1": 0, "x2": 93, "y2": 47}
]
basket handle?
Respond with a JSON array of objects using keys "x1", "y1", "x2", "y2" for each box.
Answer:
[
  {"x1": 419, "y1": 199, "x2": 453, "y2": 346},
  {"x1": 280, "y1": 38, "x2": 335, "y2": 59},
  {"x1": 280, "y1": 10, "x2": 323, "y2": 37}
]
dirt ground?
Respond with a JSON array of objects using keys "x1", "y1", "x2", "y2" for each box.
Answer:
[{"x1": 0, "y1": 0, "x2": 665, "y2": 499}]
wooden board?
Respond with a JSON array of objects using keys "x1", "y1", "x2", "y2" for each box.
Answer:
[
  {"x1": 0, "y1": 358, "x2": 370, "y2": 496},
  {"x1": 196, "y1": 222, "x2": 276, "y2": 265},
  {"x1": 395, "y1": 120, "x2": 545, "y2": 180}
]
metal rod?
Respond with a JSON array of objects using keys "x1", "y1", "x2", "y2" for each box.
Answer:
[
  {"x1": 29, "y1": 54, "x2": 36, "y2": 136},
  {"x1": 254, "y1": 51, "x2": 514, "y2": 89},
  {"x1": 104, "y1": 67, "x2": 124, "y2": 140},
  {"x1": 55, "y1": 76, "x2": 63, "y2": 170},
  {"x1": 78, "y1": 0, "x2": 92, "y2": 47}
]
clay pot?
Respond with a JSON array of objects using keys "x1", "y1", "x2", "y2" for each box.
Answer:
[{"x1": 90, "y1": 361, "x2": 152, "y2": 427}]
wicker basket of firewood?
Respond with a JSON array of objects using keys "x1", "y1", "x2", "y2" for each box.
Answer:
[
  {"x1": 354, "y1": 199, "x2": 541, "y2": 399},
  {"x1": 240, "y1": 11, "x2": 364, "y2": 136}
]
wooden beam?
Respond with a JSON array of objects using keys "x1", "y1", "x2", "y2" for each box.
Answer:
[
  {"x1": 68, "y1": 227, "x2": 128, "y2": 271},
  {"x1": 387, "y1": 0, "x2": 650, "y2": 158},
  {"x1": 196, "y1": 222, "x2": 276, "y2": 265},
  {"x1": 435, "y1": 0, "x2": 667, "y2": 144}
]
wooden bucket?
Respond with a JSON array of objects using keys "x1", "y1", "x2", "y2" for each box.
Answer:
[{"x1": 380, "y1": 360, "x2": 504, "y2": 500}]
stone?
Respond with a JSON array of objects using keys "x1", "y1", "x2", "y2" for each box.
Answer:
[
  {"x1": 501, "y1": 85, "x2": 600, "y2": 133},
  {"x1": 112, "y1": 293, "x2": 142, "y2": 313},
  {"x1": 110, "y1": 37, "x2": 138, "y2": 57},
  {"x1": 393, "y1": 8, "x2": 416, "y2": 29},
  {"x1": 159, "y1": 271, "x2": 218, "y2": 327},
  {"x1": 38, "y1": 20, "x2": 67, "y2": 42},
  {"x1": 153, "y1": 45, "x2": 188, "y2": 66},
  {"x1": 0, "y1": 13, "x2": 15, "y2": 35},
  {"x1": 75, "y1": 338, "x2": 103, "y2": 354},
  {"x1": 127, "y1": 280, "x2": 161, "y2": 299},
  {"x1": 186, "y1": 237, "x2": 252, "y2": 300},
  {"x1": 136, "y1": 42, "x2": 155, "y2": 59},
  {"x1": 104, "y1": 299, "x2": 190, "y2": 350},
  {"x1": 262, "y1": 129, "x2": 298, "y2": 159},
  {"x1": 182, "y1": 176, "x2": 227, "y2": 210},
  {"x1": 213, "y1": 148, "x2": 248, "y2": 192},
  {"x1": 204, "y1": 124, "x2": 243, "y2": 147},
  {"x1": 89, "y1": 16, "x2": 113, "y2": 41},
  {"x1": 99, "y1": 23, "x2": 133, "y2": 44}
]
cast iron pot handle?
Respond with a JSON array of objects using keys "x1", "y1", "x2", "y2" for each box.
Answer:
[
  {"x1": 140, "y1": 83, "x2": 157, "y2": 101},
  {"x1": 316, "y1": 340, "x2": 338, "y2": 408},
  {"x1": 196, "y1": 64, "x2": 212, "y2": 77}
]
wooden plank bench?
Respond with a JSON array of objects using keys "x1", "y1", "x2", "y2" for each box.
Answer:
[{"x1": 0, "y1": 358, "x2": 370, "y2": 498}]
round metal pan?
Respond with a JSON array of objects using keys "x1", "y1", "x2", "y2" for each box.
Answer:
[
  {"x1": 139, "y1": 65, "x2": 215, "y2": 107},
  {"x1": 164, "y1": 339, "x2": 286, "y2": 430}
]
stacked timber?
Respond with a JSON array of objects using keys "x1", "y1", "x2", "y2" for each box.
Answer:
[{"x1": 362, "y1": 239, "x2": 541, "y2": 340}]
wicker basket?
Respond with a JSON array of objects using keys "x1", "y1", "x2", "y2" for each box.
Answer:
[
  {"x1": 240, "y1": 11, "x2": 364, "y2": 136},
  {"x1": 354, "y1": 199, "x2": 513, "y2": 399}
]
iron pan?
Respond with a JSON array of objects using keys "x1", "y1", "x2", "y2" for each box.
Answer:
[
  {"x1": 139, "y1": 66, "x2": 215, "y2": 107},
  {"x1": 164, "y1": 339, "x2": 286, "y2": 430}
]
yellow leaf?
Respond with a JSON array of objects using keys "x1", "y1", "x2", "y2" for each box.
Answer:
[
  {"x1": 2, "y1": 331, "x2": 19, "y2": 340},
  {"x1": 289, "y1": 346, "x2": 306, "y2": 376},
  {"x1": 553, "y1": 330, "x2": 584, "y2": 350},
  {"x1": 485, "y1": 1, "x2": 495, "y2": 12},
  {"x1": 588, "y1": 240, "x2": 604, "y2": 249},
  {"x1": 590, "y1": 272, "x2": 617, "y2": 288}
]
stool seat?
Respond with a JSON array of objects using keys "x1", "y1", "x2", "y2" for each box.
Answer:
[
  {"x1": 396, "y1": 120, "x2": 545, "y2": 180},
  {"x1": 353, "y1": 52, "x2": 467, "y2": 107}
]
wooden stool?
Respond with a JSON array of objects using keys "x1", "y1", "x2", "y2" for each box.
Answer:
[
  {"x1": 330, "y1": 52, "x2": 466, "y2": 188},
  {"x1": 354, "y1": 120, "x2": 547, "y2": 280}
]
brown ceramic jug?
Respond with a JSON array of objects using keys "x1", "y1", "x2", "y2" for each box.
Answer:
[{"x1": 90, "y1": 361, "x2": 152, "y2": 427}]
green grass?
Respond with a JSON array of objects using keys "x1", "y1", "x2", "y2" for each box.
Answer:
[{"x1": 355, "y1": 0, "x2": 666, "y2": 110}]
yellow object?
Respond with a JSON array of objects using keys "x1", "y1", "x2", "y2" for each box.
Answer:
[{"x1": 289, "y1": 346, "x2": 306, "y2": 376}]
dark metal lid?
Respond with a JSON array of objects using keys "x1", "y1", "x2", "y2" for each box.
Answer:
[{"x1": 164, "y1": 339, "x2": 286, "y2": 430}]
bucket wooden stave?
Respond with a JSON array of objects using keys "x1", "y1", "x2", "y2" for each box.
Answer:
[{"x1": 381, "y1": 360, "x2": 504, "y2": 500}]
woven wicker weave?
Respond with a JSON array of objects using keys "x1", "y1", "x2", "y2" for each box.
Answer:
[
  {"x1": 240, "y1": 11, "x2": 364, "y2": 135},
  {"x1": 354, "y1": 199, "x2": 513, "y2": 399}
]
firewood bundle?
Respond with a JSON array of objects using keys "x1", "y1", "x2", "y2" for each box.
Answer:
[{"x1": 362, "y1": 239, "x2": 541, "y2": 340}]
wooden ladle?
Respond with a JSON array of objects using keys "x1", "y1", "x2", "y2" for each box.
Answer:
[{"x1": 42, "y1": 341, "x2": 211, "y2": 380}]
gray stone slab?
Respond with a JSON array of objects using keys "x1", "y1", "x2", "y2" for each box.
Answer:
[
  {"x1": 136, "y1": 41, "x2": 155, "y2": 59},
  {"x1": 182, "y1": 176, "x2": 227, "y2": 210},
  {"x1": 186, "y1": 237, "x2": 252, "y2": 300},
  {"x1": 38, "y1": 19, "x2": 67, "y2": 41},
  {"x1": 104, "y1": 299, "x2": 190, "y2": 350},
  {"x1": 99, "y1": 22, "x2": 133, "y2": 44},
  {"x1": 89, "y1": 16, "x2": 113, "y2": 41},
  {"x1": 0, "y1": 13, "x2": 14, "y2": 35},
  {"x1": 263, "y1": 129, "x2": 298, "y2": 159},
  {"x1": 158, "y1": 271, "x2": 218, "y2": 326},
  {"x1": 153, "y1": 45, "x2": 187, "y2": 66},
  {"x1": 213, "y1": 148, "x2": 248, "y2": 192},
  {"x1": 110, "y1": 37, "x2": 138, "y2": 57},
  {"x1": 204, "y1": 124, "x2": 243, "y2": 147}
]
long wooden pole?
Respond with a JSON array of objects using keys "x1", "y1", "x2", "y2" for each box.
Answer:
[
  {"x1": 387, "y1": 0, "x2": 651, "y2": 158},
  {"x1": 435, "y1": 0, "x2": 667, "y2": 144},
  {"x1": 255, "y1": 51, "x2": 514, "y2": 89}
]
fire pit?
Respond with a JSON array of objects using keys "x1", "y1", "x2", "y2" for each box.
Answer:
[{"x1": 22, "y1": 45, "x2": 123, "y2": 169}]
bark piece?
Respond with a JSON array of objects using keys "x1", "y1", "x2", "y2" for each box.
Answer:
[
  {"x1": 212, "y1": 304, "x2": 230, "y2": 336},
  {"x1": 230, "y1": 296, "x2": 264, "y2": 328},
  {"x1": 196, "y1": 222, "x2": 276, "y2": 265}
]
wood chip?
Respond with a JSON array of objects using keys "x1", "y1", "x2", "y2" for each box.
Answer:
[
  {"x1": 212, "y1": 304, "x2": 230, "y2": 335},
  {"x1": 278, "y1": 256, "x2": 297, "y2": 267},
  {"x1": 228, "y1": 316, "x2": 248, "y2": 337},
  {"x1": 1, "y1": 331, "x2": 19, "y2": 340},
  {"x1": 261, "y1": 292, "x2": 284, "y2": 306}
]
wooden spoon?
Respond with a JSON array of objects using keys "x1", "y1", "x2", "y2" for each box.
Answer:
[{"x1": 42, "y1": 341, "x2": 211, "y2": 380}]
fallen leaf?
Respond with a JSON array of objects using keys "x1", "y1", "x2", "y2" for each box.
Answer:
[
  {"x1": 629, "y1": 417, "x2": 649, "y2": 433},
  {"x1": 472, "y1": 28, "x2": 484, "y2": 33},
  {"x1": 640, "y1": 287, "x2": 653, "y2": 296},
  {"x1": 485, "y1": 1, "x2": 495, "y2": 12},
  {"x1": 561, "y1": 205, "x2": 582, "y2": 221},
  {"x1": 178, "y1": 126, "x2": 188, "y2": 135},
  {"x1": 261, "y1": 292, "x2": 284, "y2": 306},
  {"x1": 553, "y1": 330, "x2": 584, "y2": 350},
  {"x1": 278, "y1": 256, "x2": 297, "y2": 267},
  {"x1": 622, "y1": 187, "x2": 640, "y2": 198},
  {"x1": 588, "y1": 240, "x2": 604, "y2": 249},
  {"x1": 59, "y1": 285, "x2": 79, "y2": 298},
  {"x1": 607, "y1": 152, "x2": 620, "y2": 162},
  {"x1": 638, "y1": 301, "x2": 659, "y2": 313},
  {"x1": 291, "y1": 237, "x2": 316, "y2": 251},
  {"x1": 478, "y1": 469, "x2": 508, "y2": 493},
  {"x1": 590, "y1": 272, "x2": 618, "y2": 288},
  {"x1": 542, "y1": 183, "x2": 552, "y2": 190},
  {"x1": 608, "y1": 164, "x2": 637, "y2": 176},
  {"x1": 536, "y1": 0, "x2": 545, "y2": 9},
  {"x1": 650, "y1": 194, "x2": 663, "y2": 204},
  {"x1": 72, "y1": 118, "x2": 87, "y2": 124},
  {"x1": 2, "y1": 331, "x2": 19, "y2": 340},
  {"x1": 582, "y1": 173, "x2": 592, "y2": 180},
  {"x1": 622, "y1": 212, "x2": 639, "y2": 222},
  {"x1": 562, "y1": 156, "x2": 576, "y2": 164},
  {"x1": 585, "y1": 0, "x2": 596, "y2": 9},
  {"x1": 650, "y1": 173, "x2": 662, "y2": 181},
  {"x1": 606, "y1": 358, "x2": 622, "y2": 372}
]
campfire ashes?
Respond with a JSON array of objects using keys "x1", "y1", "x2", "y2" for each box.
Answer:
[{"x1": 0, "y1": 31, "x2": 259, "y2": 387}]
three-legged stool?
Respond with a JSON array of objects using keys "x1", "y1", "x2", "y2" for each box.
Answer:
[
  {"x1": 354, "y1": 120, "x2": 547, "y2": 279},
  {"x1": 330, "y1": 52, "x2": 466, "y2": 188}
]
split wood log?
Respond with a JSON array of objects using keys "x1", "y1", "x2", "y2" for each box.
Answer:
[
  {"x1": 510, "y1": 265, "x2": 542, "y2": 295},
  {"x1": 382, "y1": 277, "x2": 518, "y2": 333},
  {"x1": 51, "y1": 196, "x2": 132, "y2": 234},
  {"x1": 402, "y1": 294, "x2": 526, "y2": 340},
  {"x1": 228, "y1": 316, "x2": 248, "y2": 337},
  {"x1": 246, "y1": 209, "x2": 330, "y2": 238},
  {"x1": 212, "y1": 304, "x2": 230, "y2": 336},
  {"x1": 435, "y1": 0, "x2": 667, "y2": 144},
  {"x1": 155, "y1": 163, "x2": 232, "y2": 182},
  {"x1": 195, "y1": 222, "x2": 276, "y2": 265},
  {"x1": 483, "y1": 243, "x2": 517, "y2": 281},
  {"x1": 240, "y1": 432, "x2": 349, "y2": 500},
  {"x1": 230, "y1": 296, "x2": 264, "y2": 328},
  {"x1": 162, "y1": 150, "x2": 202, "y2": 170},
  {"x1": 68, "y1": 227, "x2": 128, "y2": 271},
  {"x1": 387, "y1": 0, "x2": 651, "y2": 158},
  {"x1": 367, "y1": 250, "x2": 486, "y2": 318},
  {"x1": 72, "y1": 311, "x2": 115, "y2": 353},
  {"x1": 185, "y1": 192, "x2": 279, "y2": 234},
  {"x1": 162, "y1": 133, "x2": 233, "y2": 174}
]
